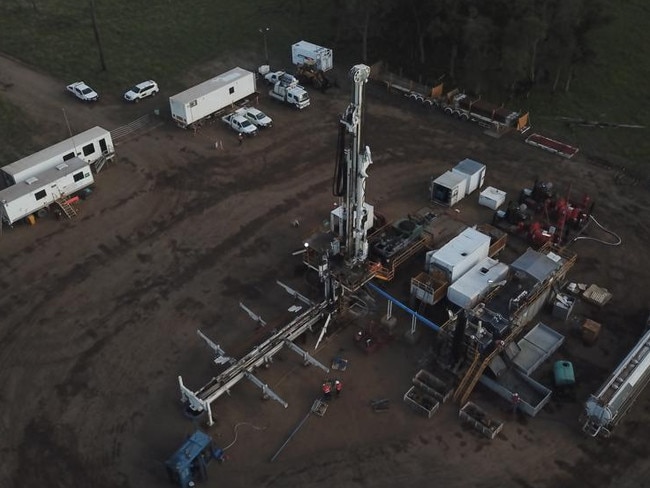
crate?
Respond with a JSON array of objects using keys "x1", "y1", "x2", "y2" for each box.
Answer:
[
  {"x1": 404, "y1": 386, "x2": 439, "y2": 418},
  {"x1": 459, "y1": 401, "x2": 504, "y2": 439},
  {"x1": 412, "y1": 369, "x2": 454, "y2": 403}
]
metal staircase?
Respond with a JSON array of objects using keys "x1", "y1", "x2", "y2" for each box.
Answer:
[{"x1": 55, "y1": 198, "x2": 77, "y2": 220}]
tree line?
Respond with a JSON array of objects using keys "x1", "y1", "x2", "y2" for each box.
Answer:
[{"x1": 333, "y1": 0, "x2": 611, "y2": 97}]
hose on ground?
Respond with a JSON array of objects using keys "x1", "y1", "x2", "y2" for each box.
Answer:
[
  {"x1": 222, "y1": 422, "x2": 267, "y2": 451},
  {"x1": 571, "y1": 214, "x2": 622, "y2": 247}
]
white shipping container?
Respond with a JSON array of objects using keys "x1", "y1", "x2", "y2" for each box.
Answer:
[
  {"x1": 430, "y1": 171, "x2": 467, "y2": 207},
  {"x1": 291, "y1": 41, "x2": 333, "y2": 72},
  {"x1": 0, "y1": 157, "x2": 94, "y2": 224},
  {"x1": 1, "y1": 126, "x2": 113, "y2": 186},
  {"x1": 452, "y1": 158, "x2": 486, "y2": 194},
  {"x1": 479, "y1": 186, "x2": 507, "y2": 210},
  {"x1": 427, "y1": 227, "x2": 491, "y2": 282},
  {"x1": 447, "y1": 257, "x2": 509, "y2": 309},
  {"x1": 169, "y1": 68, "x2": 257, "y2": 128}
]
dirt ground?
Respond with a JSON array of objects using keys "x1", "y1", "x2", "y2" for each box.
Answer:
[{"x1": 1, "y1": 53, "x2": 649, "y2": 488}]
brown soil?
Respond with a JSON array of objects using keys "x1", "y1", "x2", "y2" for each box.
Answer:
[{"x1": 1, "y1": 53, "x2": 649, "y2": 488}]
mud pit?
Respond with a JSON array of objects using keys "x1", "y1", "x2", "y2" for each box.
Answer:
[{"x1": 1, "y1": 54, "x2": 649, "y2": 488}]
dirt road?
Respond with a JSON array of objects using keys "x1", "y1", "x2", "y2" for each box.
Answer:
[{"x1": 1, "y1": 54, "x2": 649, "y2": 488}]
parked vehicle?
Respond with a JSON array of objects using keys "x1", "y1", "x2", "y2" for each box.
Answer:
[
  {"x1": 269, "y1": 80, "x2": 310, "y2": 109},
  {"x1": 124, "y1": 80, "x2": 159, "y2": 102},
  {"x1": 264, "y1": 70, "x2": 298, "y2": 87},
  {"x1": 240, "y1": 107, "x2": 272, "y2": 128},
  {"x1": 222, "y1": 112, "x2": 258, "y2": 136},
  {"x1": 169, "y1": 67, "x2": 257, "y2": 129},
  {"x1": 66, "y1": 81, "x2": 99, "y2": 102}
]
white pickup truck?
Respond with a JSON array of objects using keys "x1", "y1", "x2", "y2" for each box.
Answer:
[
  {"x1": 239, "y1": 107, "x2": 273, "y2": 128},
  {"x1": 264, "y1": 71, "x2": 299, "y2": 87},
  {"x1": 222, "y1": 112, "x2": 258, "y2": 136}
]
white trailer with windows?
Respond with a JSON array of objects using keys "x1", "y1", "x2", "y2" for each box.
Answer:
[
  {"x1": 0, "y1": 157, "x2": 93, "y2": 225},
  {"x1": 169, "y1": 67, "x2": 257, "y2": 129},
  {"x1": 0, "y1": 126, "x2": 113, "y2": 187}
]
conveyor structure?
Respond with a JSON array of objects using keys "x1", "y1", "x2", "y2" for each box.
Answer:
[
  {"x1": 582, "y1": 327, "x2": 650, "y2": 437},
  {"x1": 179, "y1": 296, "x2": 331, "y2": 426}
]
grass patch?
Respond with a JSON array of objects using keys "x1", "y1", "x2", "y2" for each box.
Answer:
[
  {"x1": 0, "y1": 94, "x2": 37, "y2": 163},
  {"x1": 521, "y1": 0, "x2": 650, "y2": 172}
]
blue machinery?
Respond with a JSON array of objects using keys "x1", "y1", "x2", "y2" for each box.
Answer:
[
  {"x1": 367, "y1": 282, "x2": 441, "y2": 333},
  {"x1": 165, "y1": 430, "x2": 224, "y2": 488}
]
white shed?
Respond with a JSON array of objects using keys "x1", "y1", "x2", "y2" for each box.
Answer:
[
  {"x1": 447, "y1": 257, "x2": 510, "y2": 309},
  {"x1": 479, "y1": 186, "x2": 507, "y2": 210},
  {"x1": 430, "y1": 171, "x2": 467, "y2": 207},
  {"x1": 425, "y1": 227, "x2": 491, "y2": 283},
  {"x1": 452, "y1": 158, "x2": 486, "y2": 195}
]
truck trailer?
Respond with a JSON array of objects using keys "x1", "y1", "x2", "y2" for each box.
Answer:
[
  {"x1": 1, "y1": 126, "x2": 113, "y2": 187},
  {"x1": 169, "y1": 67, "x2": 257, "y2": 129},
  {"x1": 0, "y1": 157, "x2": 94, "y2": 225},
  {"x1": 291, "y1": 41, "x2": 333, "y2": 72}
]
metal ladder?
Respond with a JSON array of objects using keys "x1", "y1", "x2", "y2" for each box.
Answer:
[{"x1": 55, "y1": 198, "x2": 77, "y2": 220}]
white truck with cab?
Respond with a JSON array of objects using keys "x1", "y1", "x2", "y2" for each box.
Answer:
[
  {"x1": 169, "y1": 67, "x2": 257, "y2": 129},
  {"x1": 269, "y1": 80, "x2": 310, "y2": 110},
  {"x1": 221, "y1": 111, "x2": 258, "y2": 136},
  {"x1": 66, "y1": 81, "x2": 99, "y2": 102}
]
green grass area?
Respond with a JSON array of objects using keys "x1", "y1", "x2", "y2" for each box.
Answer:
[
  {"x1": 522, "y1": 0, "x2": 650, "y2": 172},
  {"x1": 0, "y1": 1, "x2": 648, "y2": 173},
  {"x1": 0, "y1": 95, "x2": 37, "y2": 163}
]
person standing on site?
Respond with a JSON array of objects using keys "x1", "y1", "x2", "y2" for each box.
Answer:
[
  {"x1": 334, "y1": 379, "x2": 342, "y2": 397},
  {"x1": 322, "y1": 381, "x2": 332, "y2": 401},
  {"x1": 238, "y1": 132, "x2": 243, "y2": 146}
]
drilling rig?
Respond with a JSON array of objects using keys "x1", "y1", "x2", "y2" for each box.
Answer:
[{"x1": 303, "y1": 64, "x2": 376, "y2": 295}]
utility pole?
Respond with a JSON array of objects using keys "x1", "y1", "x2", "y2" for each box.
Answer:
[
  {"x1": 89, "y1": 0, "x2": 107, "y2": 71},
  {"x1": 259, "y1": 27, "x2": 270, "y2": 65}
]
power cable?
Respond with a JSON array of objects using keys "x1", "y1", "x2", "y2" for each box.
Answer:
[{"x1": 222, "y1": 422, "x2": 267, "y2": 451}]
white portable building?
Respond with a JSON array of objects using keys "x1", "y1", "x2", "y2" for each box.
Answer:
[
  {"x1": 1, "y1": 126, "x2": 113, "y2": 186},
  {"x1": 447, "y1": 257, "x2": 509, "y2": 309},
  {"x1": 479, "y1": 186, "x2": 507, "y2": 210},
  {"x1": 425, "y1": 227, "x2": 491, "y2": 283},
  {"x1": 0, "y1": 157, "x2": 94, "y2": 224},
  {"x1": 452, "y1": 158, "x2": 486, "y2": 195},
  {"x1": 429, "y1": 171, "x2": 467, "y2": 207},
  {"x1": 291, "y1": 41, "x2": 334, "y2": 72},
  {"x1": 169, "y1": 67, "x2": 257, "y2": 128}
]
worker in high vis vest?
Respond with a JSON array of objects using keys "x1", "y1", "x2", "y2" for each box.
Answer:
[
  {"x1": 322, "y1": 381, "x2": 332, "y2": 401},
  {"x1": 334, "y1": 379, "x2": 342, "y2": 397}
]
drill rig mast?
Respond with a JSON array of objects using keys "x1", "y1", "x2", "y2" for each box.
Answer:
[{"x1": 331, "y1": 64, "x2": 374, "y2": 267}]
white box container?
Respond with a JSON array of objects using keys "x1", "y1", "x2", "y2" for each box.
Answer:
[
  {"x1": 291, "y1": 41, "x2": 333, "y2": 72},
  {"x1": 479, "y1": 186, "x2": 507, "y2": 210},
  {"x1": 430, "y1": 171, "x2": 467, "y2": 207},
  {"x1": 447, "y1": 257, "x2": 509, "y2": 308},
  {"x1": 427, "y1": 227, "x2": 491, "y2": 282},
  {"x1": 452, "y1": 158, "x2": 486, "y2": 194}
]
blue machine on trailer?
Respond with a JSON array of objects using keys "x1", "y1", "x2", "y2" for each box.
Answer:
[{"x1": 165, "y1": 430, "x2": 224, "y2": 487}]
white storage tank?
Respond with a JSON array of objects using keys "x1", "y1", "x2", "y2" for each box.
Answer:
[
  {"x1": 447, "y1": 257, "x2": 509, "y2": 309},
  {"x1": 452, "y1": 158, "x2": 486, "y2": 195},
  {"x1": 479, "y1": 186, "x2": 507, "y2": 210},
  {"x1": 429, "y1": 171, "x2": 468, "y2": 207},
  {"x1": 425, "y1": 227, "x2": 491, "y2": 283}
]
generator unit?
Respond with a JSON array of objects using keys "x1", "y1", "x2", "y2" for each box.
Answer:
[{"x1": 165, "y1": 430, "x2": 224, "y2": 488}]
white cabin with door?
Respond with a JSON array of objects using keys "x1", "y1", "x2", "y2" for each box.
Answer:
[
  {"x1": 0, "y1": 157, "x2": 94, "y2": 224},
  {"x1": 1, "y1": 126, "x2": 113, "y2": 187}
]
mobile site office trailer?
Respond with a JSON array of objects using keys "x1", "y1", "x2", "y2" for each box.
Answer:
[
  {"x1": 0, "y1": 157, "x2": 94, "y2": 225},
  {"x1": 1, "y1": 126, "x2": 113, "y2": 187},
  {"x1": 169, "y1": 67, "x2": 257, "y2": 129},
  {"x1": 291, "y1": 41, "x2": 333, "y2": 72}
]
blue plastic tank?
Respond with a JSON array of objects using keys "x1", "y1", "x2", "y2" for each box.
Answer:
[{"x1": 553, "y1": 360, "x2": 575, "y2": 386}]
